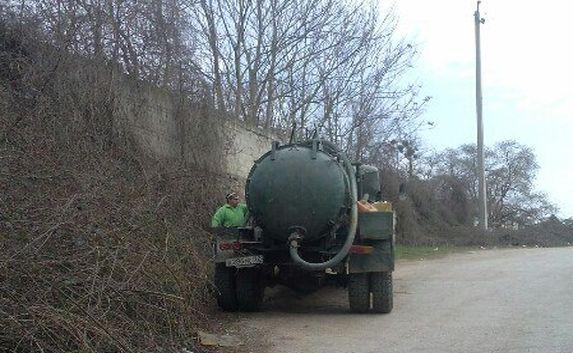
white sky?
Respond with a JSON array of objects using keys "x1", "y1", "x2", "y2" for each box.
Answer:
[{"x1": 391, "y1": 0, "x2": 573, "y2": 217}]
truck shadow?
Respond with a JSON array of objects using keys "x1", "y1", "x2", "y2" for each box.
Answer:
[{"x1": 258, "y1": 286, "x2": 353, "y2": 314}]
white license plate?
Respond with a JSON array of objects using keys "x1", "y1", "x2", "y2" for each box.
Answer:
[{"x1": 226, "y1": 255, "x2": 264, "y2": 268}]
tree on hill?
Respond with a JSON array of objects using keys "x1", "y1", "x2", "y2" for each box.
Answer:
[{"x1": 430, "y1": 140, "x2": 556, "y2": 227}]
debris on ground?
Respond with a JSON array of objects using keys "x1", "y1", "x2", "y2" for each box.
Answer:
[{"x1": 197, "y1": 331, "x2": 244, "y2": 347}]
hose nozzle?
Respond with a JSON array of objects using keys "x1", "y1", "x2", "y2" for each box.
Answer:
[{"x1": 288, "y1": 232, "x2": 302, "y2": 249}]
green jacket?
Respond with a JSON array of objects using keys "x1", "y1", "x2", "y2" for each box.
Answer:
[{"x1": 211, "y1": 203, "x2": 249, "y2": 228}]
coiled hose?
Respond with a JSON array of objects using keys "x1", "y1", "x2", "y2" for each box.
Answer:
[{"x1": 288, "y1": 140, "x2": 358, "y2": 271}]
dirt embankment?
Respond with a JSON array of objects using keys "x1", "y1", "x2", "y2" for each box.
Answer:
[{"x1": 0, "y1": 25, "x2": 239, "y2": 353}]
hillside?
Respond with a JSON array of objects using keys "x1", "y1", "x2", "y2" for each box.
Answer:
[{"x1": 0, "y1": 24, "x2": 242, "y2": 352}]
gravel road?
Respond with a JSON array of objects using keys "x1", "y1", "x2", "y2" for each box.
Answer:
[{"x1": 240, "y1": 247, "x2": 573, "y2": 353}]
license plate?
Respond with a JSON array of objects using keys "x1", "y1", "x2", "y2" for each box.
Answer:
[{"x1": 226, "y1": 255, "x2": 264, "y2": 268}]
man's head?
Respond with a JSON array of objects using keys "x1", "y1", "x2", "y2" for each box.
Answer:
[{"x1": 225, "y1": 192, "x2": 240, "y2": 207}]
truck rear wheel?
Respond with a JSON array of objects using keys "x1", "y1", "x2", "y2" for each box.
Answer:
[
  {"x1": 214, "y1": 263, "x2": 238, "y2": 312},
  {"x1": 236, "y1": 267, "x2": 264, "y2": 312},
  {"x1": 348, "y1": 273, "x2": 370, "y2": 313},
  {"x1": 371, "y1": 271, "x2": 393, "y2": 313}
]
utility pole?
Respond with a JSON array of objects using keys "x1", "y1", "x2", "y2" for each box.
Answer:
[{"x1": 474, "y1": 1, "x2": 488, "y2": 230}]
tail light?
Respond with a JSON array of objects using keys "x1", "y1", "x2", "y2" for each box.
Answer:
[
  {"x1": 219, "y1": 241, "x2": 242, "y2": 251},
  {"x1": 350, "y1": 245, "x2": 374, "y2": 254}
]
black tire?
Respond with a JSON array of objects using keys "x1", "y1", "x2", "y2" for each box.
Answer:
[
  {"x1": 214, "y1": 263, "x2": 238, "y2": 311},
  {"x1": 348, "y1": 273, "x2": 370, "y2": 313},
  {"x1": 371, "y1": 271, "x2": 393, "y2": 313},
  {"x1": 235, "y1": 267, "x2": 264, "y2": 312}
]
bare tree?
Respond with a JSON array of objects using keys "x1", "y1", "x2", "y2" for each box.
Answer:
[
  {"x1": 5, "y1": 0, "x2": 429, "y2": 151},
  {"x1": 428, "y1": 140, "x2": 556, "y2": 227},
  {"x1": 190, "y1": 0, "x2": 428, "y2": 147}
]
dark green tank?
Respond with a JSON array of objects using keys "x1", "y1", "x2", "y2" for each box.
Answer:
[{"x1": 246, "y1": 143, "x2": 350, "y2": 243}]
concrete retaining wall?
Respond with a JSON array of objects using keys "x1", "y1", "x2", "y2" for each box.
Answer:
[
  {"x1": 224, "y1": 120, "x2": 276, "y2": 178},
  {"x1": 115, "y1": 79, "x2": 278, "y2": 179}
]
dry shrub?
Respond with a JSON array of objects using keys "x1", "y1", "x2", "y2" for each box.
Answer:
[
  {"x1": 393, "y1": 177, "x2": 471, "y2": 246},
  {"x1": 1, "y1": 24, "x2": 235, "y2": 353},
  {"x1": 390, "y1": 176, "x2": 573, "y2": 247}
]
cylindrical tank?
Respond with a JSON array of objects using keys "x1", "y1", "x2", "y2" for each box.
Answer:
[{"x1": 246, "y1": 142, "x2": 351, "y2": 243}]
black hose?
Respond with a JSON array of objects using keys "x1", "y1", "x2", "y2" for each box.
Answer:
[{"x1": 288, "y1": 140, "x2": 358, "y2": 271}]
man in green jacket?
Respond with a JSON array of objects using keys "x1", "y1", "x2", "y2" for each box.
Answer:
[{"x1": 211, "y1": 192, "x2": 249, "y2": 228}]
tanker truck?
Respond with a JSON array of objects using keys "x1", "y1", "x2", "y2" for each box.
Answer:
[{"x1": 213, "y1": 138, "x2": 395, "y2": 313}]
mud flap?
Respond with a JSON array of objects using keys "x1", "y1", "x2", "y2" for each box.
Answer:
[
  {"x1": 349, "y1": 210, "x2": 395, "y2": 273},
  {"x1": 348, "y1": 240, "x2": 394, "y2": 273}
]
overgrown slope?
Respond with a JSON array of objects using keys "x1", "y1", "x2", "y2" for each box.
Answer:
[{"x1": 0, "y1": 24, "x2": 233, "y2": 353}]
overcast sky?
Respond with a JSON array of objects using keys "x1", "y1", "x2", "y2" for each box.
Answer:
[{"x1": 391, "y1": 0, "x2": 573, "y2": 217}]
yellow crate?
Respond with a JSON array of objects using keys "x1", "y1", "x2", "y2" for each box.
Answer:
[{"x1": 372, "y1": 201, "x2": 392, "y2": 212}]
